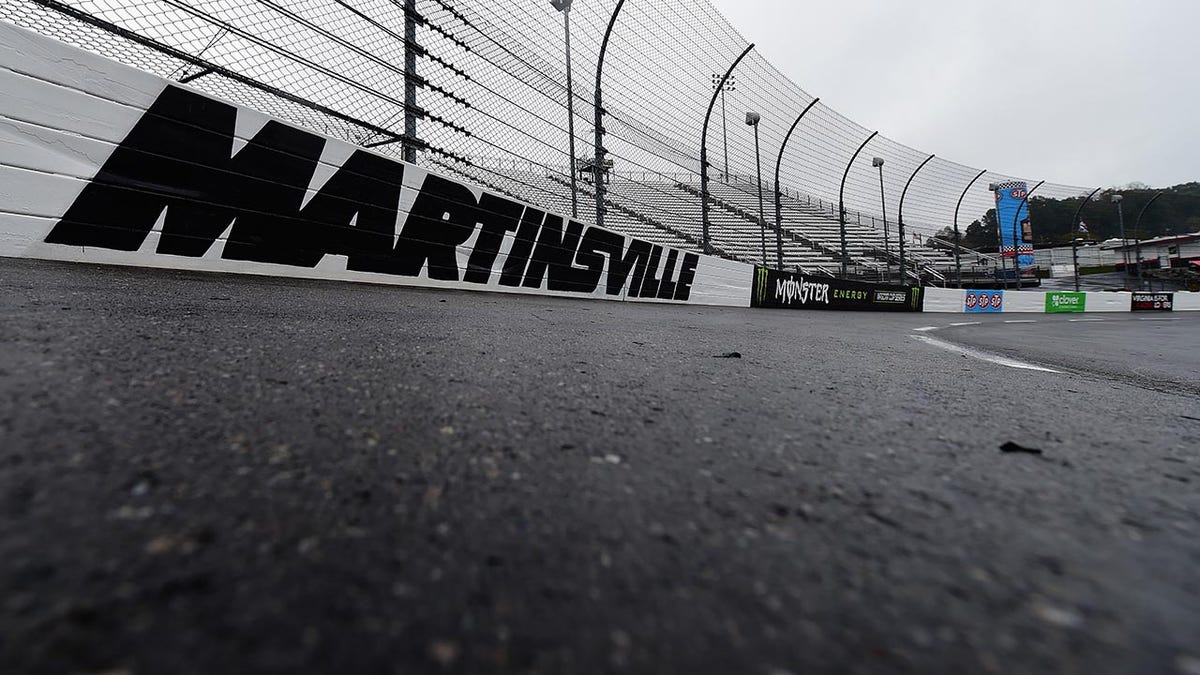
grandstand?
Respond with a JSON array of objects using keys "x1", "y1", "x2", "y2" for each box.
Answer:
[
  {"x1": 435, "y1": 159, "x2": 965, "y2": 282},
  {"x1": 0, "y1": 0, "x2": 1093, "y2": 284}
]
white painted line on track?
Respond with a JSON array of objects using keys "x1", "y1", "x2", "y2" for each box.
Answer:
[
  {"x1": 949, "y1": 321, "x2": 982, "y2": 327},
  {"x1": 913, "y1": 326, "x2": 939, "y2": 332},
  {"x1": 1068, "y1": 318, "x2": 1106, "y2": 322},
  {"x1": 909, "y1": 335, "x2": 1062, "y2": 373},
  {"x1": 1004, "y1": 320, "x2": 1037, "y2": 324},
  {"x1": 1138, "y1": 317, "x2": 1179, "y2": 321}
]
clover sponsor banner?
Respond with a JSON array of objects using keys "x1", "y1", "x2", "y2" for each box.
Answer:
[
  {"x1": 0, "y1": 23, "x2": 752, "y2": 307},
  {"x1": 751, "y1": 267, "x2": 923, "y2": 312},
  {"x1": 964, "y1": 289, "x2": 1004, "y2": 313},
  {"x1": 1045, "y1": 291, "x2": 1086, "y2": 313},
  {"x1": 1131, "y1": 292, "x2": 1173, "y2": 312}
]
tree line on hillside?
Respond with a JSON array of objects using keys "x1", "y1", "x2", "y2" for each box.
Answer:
[{"x1": 932, "y1": 182, "x2": 1200, "y2": 251}]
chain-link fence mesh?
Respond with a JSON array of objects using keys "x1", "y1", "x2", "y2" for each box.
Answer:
[{"x1": 1, "y1": 0, "x2": 1092, "y2": 280}]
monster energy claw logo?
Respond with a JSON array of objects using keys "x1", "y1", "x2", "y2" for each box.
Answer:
[{"x1": 755, "y1": 267, "x2": 769, "y2": 306}]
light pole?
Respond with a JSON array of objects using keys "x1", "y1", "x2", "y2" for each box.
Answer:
[
  {"x1": 952, "y1": 169, "x2": 988, "y2": 288},
  {"x1": 1112, "y1": 194, "x2": 1128, "y2": 287},
  {"x1": 701, "y1": 44, "x2": 754, "y2": 255},
  {"x1": 838, "y1": 131, "x2": 879, "y2": 278},
  {"x1": 711, "y1": 74, "x2": 737, "y2": 179},
  {"x1": 550, "y1": 0, "x2": 578, "y2": 218},
  {"x1": 773, "y1": 98, "x2": 820, "y2": 271},
  {"x1": 1133, "y1": 192, "x2": 1164, "y2": 289},
  {"x1": 1010, "y1": 180, "x2": 1044, "y2": 290},
  {"x1": 592, "y1": 0, "x2": 626, "y2": 231},
  {"x1": 1069, "y1": 187, "x2": 1103, "y2": 292},
  {"x1": 746, "y1": 112, "x2": 767, "y2": 265},
  {"x1": 871, "y1": 157, "x2": 889, "y2": 280},
  {"x1": 898, "y1": 153, "x2": 935, "y2": 285}
]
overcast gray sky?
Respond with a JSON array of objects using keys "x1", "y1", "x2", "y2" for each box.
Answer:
[{"x1": 711, "y1": 0, "x2": 1199, "y2": 190}]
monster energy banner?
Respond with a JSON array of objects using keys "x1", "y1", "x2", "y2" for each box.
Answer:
[{"x1": 751, "y1": 267, "x2": 924, "y2": 312}]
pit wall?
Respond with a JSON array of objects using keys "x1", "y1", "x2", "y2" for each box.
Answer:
[{"x1": 0, "y1": 22, "x2": 751, "y2": 307}]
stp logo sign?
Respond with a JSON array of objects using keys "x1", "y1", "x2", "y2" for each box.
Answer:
[
  {"x1": 1010, "y1": 188, "x2": 1028, "y2": 200},
  {"x1": 965, "y1": 290, "x2": 1004, "y2": 313}
]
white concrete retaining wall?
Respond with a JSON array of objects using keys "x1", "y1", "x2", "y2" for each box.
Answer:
[{"x1": 0, "y1": 22, "x2": 752, "y2": 308}]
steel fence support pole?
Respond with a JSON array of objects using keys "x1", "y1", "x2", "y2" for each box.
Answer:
[
  {"x1": 838, "y1": 131, "x2": 878, "y2": 278},
  {"x1": 898, "y1": 154, "x2": 935, "y2": 285},
  {"x1": 1133, "y1": 192, "x2": 1164, "y2": 288},
  {"x1": 953, "y1": 169, "x2": 988, "y2": 288},
  {"x1": 1068, "y1": 187, "x2": 1102, "y2": 292},
  {"x1": 773, "y1": 98, "x2": 819, "y2": 271},
  {"x1": 700, "y1": 44, "x2": 754, "y2": 255}
]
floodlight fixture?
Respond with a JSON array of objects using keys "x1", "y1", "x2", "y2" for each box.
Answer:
[
  {"x1": 872, "y1": 157, "x2": 884, "y2": 167},
  {"x1": 1111, "y1": 194, "x2": 1124, "y2": 203},
  {"x1": 745, "y1": 111, "x2": 761, "y2": 126},
  {"x1": 550, "y1": 0, "x2": 572, "y2": 12}
]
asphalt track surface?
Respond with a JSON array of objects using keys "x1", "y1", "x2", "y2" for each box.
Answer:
[{"x1": 2, "y1": 258, "x2": 1198, "y2": 675}]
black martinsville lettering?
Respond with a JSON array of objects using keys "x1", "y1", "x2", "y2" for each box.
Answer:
[
  {"x1": 523, "y1": 215, "x2": 587, "y2": 291},
  {"x1": 463, "y1": 193, "x2": 525, "y2": 284},
  {"x1": 639, "y1": 246, "x2": 665, "y2": 298},
  {"x1": 574, "y1": 226, "x2": 622, "y2": 295},
  {"x1": 392, "y1": 174, "x2": 477, "y2": 281},
  {"x1": 675, "y1": 254, "x2": 699, "y2": 302},
  {"x1": 46, "y1": 85, "x2": 702, "y2": 301},
  {"x1": 611, "y1": 239, "x2": 652, "y2": 297},
  {"x1": 656, "y1": 249, "x2": 679, "y2": 300},
  {"x1": 499, "y1": 207, "x2": 544, "y2": 287}
]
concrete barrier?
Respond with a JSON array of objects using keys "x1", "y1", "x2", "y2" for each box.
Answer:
[
  {"x1": 1003, "y1": 291, "x2": 1044, "y2": 313},
  {"x1": 1085, "y1": 291, "x2": 1133, "y2": 312},
  {"x1": 1174, "y1": 291, "x2": 1200, "y2": 312},
  {"x1": 0, "y1": 22, "x2": 751, "y2": 308},
  {"x1": 923, "y1": 288, "x2": 965, "y2": 313}
]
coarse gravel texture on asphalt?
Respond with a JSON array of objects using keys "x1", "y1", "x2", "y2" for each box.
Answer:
[{"x1": 1, "y1": 259, "x2": 1198, "y2": 675}]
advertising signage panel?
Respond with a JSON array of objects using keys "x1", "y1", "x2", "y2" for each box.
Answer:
[
  {"x1": 751, "y1": 268, "x2": 923, "y2": 312},
  {"x1": 994, "y1": 181, "x2": 1034, "y2": 269},
  {"x1": 964, "y1": 289, "x2": 1004, "y2": 313},
  {"x1": 1131, "y1": 292, "x2": 1173, "y2": 312},
  {"x1": 1045, "y1": 292, "x2": 1086, "y2": 313}
]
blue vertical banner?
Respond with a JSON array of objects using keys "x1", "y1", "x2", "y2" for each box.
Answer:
[{"x1": 993, "y1": 181, "x2": 1034, "y2": 268}]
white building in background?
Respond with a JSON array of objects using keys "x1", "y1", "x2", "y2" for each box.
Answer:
[
  {"x1": 1035, "y1": 231, "x2": 1200, "y2": 273},
  {"x1": 1105, "y1": 232, "x2": 1200, "y2": 269}
]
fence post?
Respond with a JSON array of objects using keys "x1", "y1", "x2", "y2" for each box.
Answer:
[
  {"x1": 953, "y1": 169, "x2": 988, "y2": 288},
  {"x1": 700, "y1": 44, "x2": 754, "y2": 255},
  {"x1": 898, "y1": 153, "x2": 935, "y2": 284},
  {"x1": 773, "y1": 98, "x2": 820, "y2": 270},
  {"x1": 838, "y1": 131, "x2": 878, "y2": 278}
]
